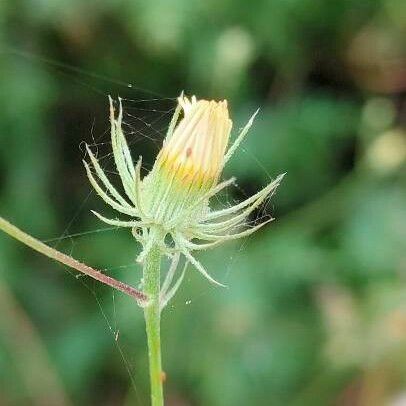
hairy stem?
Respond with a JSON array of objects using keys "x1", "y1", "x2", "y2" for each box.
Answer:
[
  {"x1": 143, "y1": 243, "x2": 164, "y2": 406},
  {"x1": 0, "y1": 216, "x2": 148, "y2": 303}
]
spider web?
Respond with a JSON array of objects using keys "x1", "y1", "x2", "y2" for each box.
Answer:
[{"x1": 11, "y1": 51, "x2": 277, "y2": 404}]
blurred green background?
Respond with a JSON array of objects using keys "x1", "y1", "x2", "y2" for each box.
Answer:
[{"x1": 1, "y1": 0, "x2": 406, "y2": 405}]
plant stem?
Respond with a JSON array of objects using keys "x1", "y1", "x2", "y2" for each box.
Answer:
[
  {"x1": 0, "y1": 216, "x2": 148, "y2": 303},
  {"x1": 143, "y1": 243, "x2": 164, "y2": 406}
]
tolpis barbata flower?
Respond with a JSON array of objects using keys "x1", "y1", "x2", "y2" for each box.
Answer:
[{"x1": 84, "y1": 95, "x2": 284, "y2": 308}]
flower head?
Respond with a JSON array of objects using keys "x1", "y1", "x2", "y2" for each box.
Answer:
[
  {"x1": 157, "y1": 96, "x2": 231, "y2": 187},
  {"x1": 84, "y1": 94, "x2": 284, "y2": 309},
  {"x1": 143, "y1": 96, "x2": 233, "y2": 227}
]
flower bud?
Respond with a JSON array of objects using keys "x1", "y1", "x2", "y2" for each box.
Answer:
[
  {"x1": 159, "y1": 96, "x2": 231, "y2": 186},
  {"x1": 85, "y1": 93, "x2": 284, "y2": 289},
  {"x1": 144, "y1": 96, "x2": 233, "y2": 226}
]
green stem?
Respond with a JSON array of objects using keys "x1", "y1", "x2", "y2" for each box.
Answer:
[
  {"x1": 143, "y1": 243, "x2": 164, "y2": 406},
  {"x1": 0, "y1": 216, "x2": 148, "y2": 303}
]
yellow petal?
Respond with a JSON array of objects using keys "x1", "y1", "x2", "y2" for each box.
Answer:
[{"x1": 158, "y1": 96, "x2": 232, "y2": 187}]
